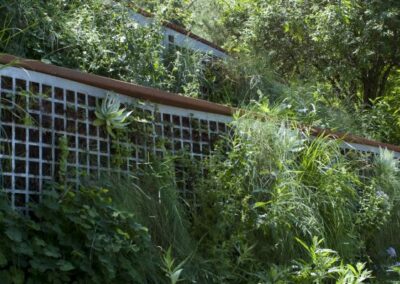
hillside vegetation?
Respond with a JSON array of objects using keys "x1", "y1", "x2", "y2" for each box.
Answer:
[{"x1": 1, "y1": 0, "x2": 400, "y2": 283}]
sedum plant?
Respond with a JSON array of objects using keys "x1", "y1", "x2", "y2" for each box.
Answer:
[{"x1": 94, "y1": 93, "x2": 132, "y2": 139}]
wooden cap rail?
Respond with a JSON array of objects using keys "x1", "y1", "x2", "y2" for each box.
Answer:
[
  {"x1": 1, "y1": 53, "x2": 399, "y2": 154},
  {"x1": 0, "y1": 54, "x2": 233, "y2": 116},
  {"x1": 309, "y1": 127, "x2": 400, "y2": 154}
]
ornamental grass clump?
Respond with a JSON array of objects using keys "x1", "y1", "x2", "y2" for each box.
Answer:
[
  {"x1": 362, "y1": 148, "x2": 400, "y2": 279},
  {"x1": 94, "y1": 159, "x2": 193, "y2": 258},
  {"x1": 196, "y1": 112, "x2": 360, "y2": 259},
  {"x1": 192, "y1": 107, "x2": 400, "y2": 282},
  {"x1": 87, "y1": 157, "x2": 207, "y2": 282}
]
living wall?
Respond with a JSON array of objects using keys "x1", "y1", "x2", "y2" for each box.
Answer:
[
  {"x1": 2, "y1": 113, "x2": 400, "y2": 282},
  {"x1": 1, "y1": 0, "x2": 400, "y2": 283},
  {"x1": 191, "y1": 113, "x2": 400, "y2": 282}
]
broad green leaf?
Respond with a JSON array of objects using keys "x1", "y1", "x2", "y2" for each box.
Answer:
[
  {"x1": 10, "y1": 267, "x2": 24, "y2": 284},
  {"x1": 43, "y1": 246, "x2": 61, "y2": 258},
  {"x1": 0, "y1": 250, "x2": 7, "y2": 267},
  {"x1": 57, "y1": 260, "x2": 75, "y2": 272},
  {"x1": 170, "y1": 269, "x2": 183, "y2": 284},
  {"x1": 5, "y1": 227, "x2": 22, "y2": 242}
]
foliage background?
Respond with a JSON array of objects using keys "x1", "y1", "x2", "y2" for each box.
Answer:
[{"x1": 1, "y1": 0, "x2": 400, "y2": 283}]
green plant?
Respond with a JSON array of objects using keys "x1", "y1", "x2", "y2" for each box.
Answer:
[
  {"x1": 161, "y1": 247, "x2": 189, "y2": 284},
  {"x1": 356, "y1": 182, "x2": 391, "y2": 240},
  {"x1": 0, "y1": 186, "x2": 158, "y2": 283},
  {"x1": 2, "y1": 1, "x2": 400, "y2": 282},
  {"x1": 0, "y1": 0, "x2": 213, "y2": 99},
  {"x1": 85, "y1": 156, "x2": 221, "y2": 282},
  {"x1": 92, "y1": 157, "x2": 194, "y2": 258},
  {"x1": 110, "y1": 138, "x2": 134, "y2": 171},
  {"x1": 212, "y1": 0, "x2": 400, "y2": 105},
  {"x1": 57, "y1": 135, "x2": 69, "y2": 183},
  {"x1": 94, "y1": 93, "x2": 132, "y2": 138},
  {"x1": 190, "y1": 109, "x2": 400, "y2": 282},
  {"x1": 362, "y1": 149, "x2": 400, "y2": 279},
  {"x1": 134, "y1": 0, "x2": 193, "y2": 27},
  {"x1": 387, "y1": 265, "x2": 400, "y2": 283},
  {"x1": 293, "y1": 237, "x2": 372, "y2": 283}
]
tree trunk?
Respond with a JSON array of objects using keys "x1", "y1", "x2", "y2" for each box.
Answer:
[
  {"x1": 361, "y1": 64, "x2": 392, "y2": 106},
  {"x1": 362, "y1": 73, "x2": 379, "y2": 106}
]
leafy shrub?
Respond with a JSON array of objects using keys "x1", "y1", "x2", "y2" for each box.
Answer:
[
  {"x1": 192, "y1": 110, "x2": 400, "y2": 282},
  {"x1": 1, "y1": 1, "x2": 400, "y2": 282},
  {"x1": 292, "y1": 237, "x2": 372, "y2": 283},
  {"x1": 0, "y1": 113, "x2": 397, "y2": 283},
  {"x1": 365, "y1": 94, "x2": 400, "y2": 145},
  {"x1": 0, "y1": 0, "x2": 213, "y2": 100},
  {"x1": 0, "y1": 186, "x2": 157, "y2": 283}
]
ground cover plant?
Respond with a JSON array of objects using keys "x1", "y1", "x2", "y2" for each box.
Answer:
[{"x1": 0, "y1": 186, "x2": 157, "y2": 283}]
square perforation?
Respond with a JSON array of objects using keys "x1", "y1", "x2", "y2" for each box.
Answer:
[{"x1": 0, "y1": 70, "x2": 230, "y2": 209}]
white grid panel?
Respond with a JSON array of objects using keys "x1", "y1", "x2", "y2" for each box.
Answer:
[
  {"x1": 1, "y1": 67, "x2": 399, "y2": 210},
  {"x1": 340, "y1": 141, "x2": 400, "y2": 159},
  {"x1": 0, "y1": 67, "x2": 232, "y2": 210}
]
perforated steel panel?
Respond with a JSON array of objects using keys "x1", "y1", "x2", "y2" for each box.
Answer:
[
  {"x1": 1, "y1": 66, "x2": 399, "y2": 211},
  {"x1": 0, "y1": 67, "x2": 231, "y2": 210}
]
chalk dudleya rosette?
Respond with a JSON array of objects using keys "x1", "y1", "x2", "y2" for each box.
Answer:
[{"x1": 94, "y1": 93, "x2": 133, "y2": 138}]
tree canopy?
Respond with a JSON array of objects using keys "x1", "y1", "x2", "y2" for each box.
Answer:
[{"x1": 213, "y1": 0, "x2": 400, "y2": 104}]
